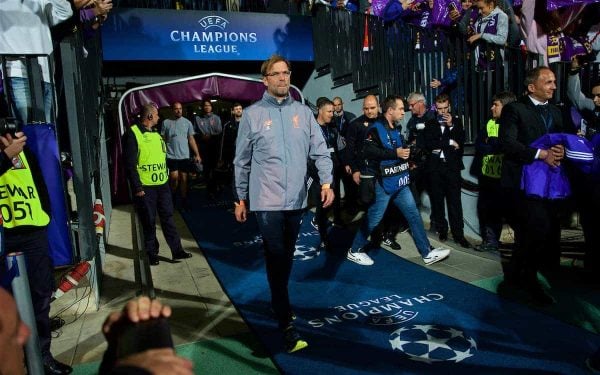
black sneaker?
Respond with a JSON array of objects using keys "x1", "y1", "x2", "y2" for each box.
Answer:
[
  {"x1": 43, "y1": 357, "x2": 72, "y2": 375},
  {"x1": 283, "y1": 325, "x2": 308, "y2": 353},
  {"x1": 271, "y1": 308, "x2": 297, "y2": 321},
  {"x1": 382, "y1": 237, "x2": 402, "y2": 250}
]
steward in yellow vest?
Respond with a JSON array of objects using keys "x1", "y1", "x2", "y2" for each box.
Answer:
[
  {"x1": 0, "y1": 150, "x2": 51, "y2": 229},
  {"x1": 123, "y1": 104, "x2": 191, "y2": 266},
  {"x1": 0, "y1": 147, "x2": 51, "y2": 232},
  {"x1": 0, "y1": 133, "x2": 69, "y2": 372},
  {"x1": 470, "y1": 92, "x2": 516, "y2": 253}
]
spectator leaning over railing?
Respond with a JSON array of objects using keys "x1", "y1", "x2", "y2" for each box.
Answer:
[
  {"x1": 467, "y1": 0, "x2": 508, "y2": 70},
  {"x1": 0, "y1": 0, "x2": 73, "y2": 125}
]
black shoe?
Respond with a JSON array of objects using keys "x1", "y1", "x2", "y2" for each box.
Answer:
[
  {"x1": 50, "y1": 317, "x2": 65, "y2": 331},
  {"x1": 149, "y1": 256, "x2": 159, "y2": 266},
  {"x1": 271, "y1": 308, "x2": 297, "y2": 321},
  {"x1": 455, "y1": 237, "x2": 472, "y2": 249},
  {"x1": 382, "y1": 237, "x2": 402, "y2": 250},
  {"x1": 526, "y1": 283, "x2": 556, "y2": 305},
  {"x1": 283, "y1": 324, "x2": 308, "y2": 353},
  {"x1": 438, "y1": 232, "x2": 448, "y2": 241},
  {"x1": 44, "y1": 358, "x2": 72, "y2": 375},
  {"x1": 173, "y1": 251, "x2": 193, "y2": 260},
  {"x1": 475, "y1": 242, "x2": 498, "y2": 252}
]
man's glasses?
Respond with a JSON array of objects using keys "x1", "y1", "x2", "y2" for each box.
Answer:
[{"x1": 264, "y1": 71, "x2": 292, "y2": 78}]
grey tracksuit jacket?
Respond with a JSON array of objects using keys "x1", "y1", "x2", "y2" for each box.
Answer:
[{"x1": 234, "y1": 92, "x2": 333, "y2": 211}]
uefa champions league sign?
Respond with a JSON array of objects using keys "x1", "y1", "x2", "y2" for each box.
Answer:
[{"x1": 102, "y1": 9, "x2": 314, "y2": 61}]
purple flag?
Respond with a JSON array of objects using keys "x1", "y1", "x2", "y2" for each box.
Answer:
[
  {"x1": 546, "y1": 0, "x2": 597, "y2": 11},
  {"x1": 371, "y1": 0, "x2": 390, "y2": 17}
]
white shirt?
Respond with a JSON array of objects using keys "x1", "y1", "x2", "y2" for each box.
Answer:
[{"x1": 0, "y1": 0, "x2": 73, "y2": 81}]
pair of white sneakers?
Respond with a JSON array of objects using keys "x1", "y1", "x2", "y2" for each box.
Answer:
[{"x1": 346, "y1": 247, "x2": 451, "y2": 266}]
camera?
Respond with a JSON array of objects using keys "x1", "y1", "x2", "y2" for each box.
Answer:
[
  {"x1": 0, "y1": 117, "x2": 18, "y2": 136},
  {"x1": 437, "y1": 114, "x2": 446, "y2": 124},
  {"x1": 586, "y1": 125, "x2": 598, "y2": 141},
  {"x1": 448, "y1": 1, "x2": 458, "y2": 13}
]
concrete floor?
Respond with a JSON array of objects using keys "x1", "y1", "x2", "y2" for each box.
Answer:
[{"x1": 49, "y1": 204, "x2": 505, "y2": 369}]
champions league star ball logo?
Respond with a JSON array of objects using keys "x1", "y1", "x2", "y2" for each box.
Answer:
[
  {"x1": 390, "y1": 324, "x2": 477, "y2": 364},
  {"x1": 293, "y1": 244, "x2": 319, "y2": 261}
]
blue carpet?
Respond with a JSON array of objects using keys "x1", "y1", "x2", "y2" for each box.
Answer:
[{"x1": 182, "y1": 191, "x2": 600, "y2": 374}]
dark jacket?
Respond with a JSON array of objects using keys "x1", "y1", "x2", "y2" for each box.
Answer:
[
  {"x1": 345, "y1": 114, "x2": 381, "y2": 173},
  {"x1": 498, "y1": 95, "x2": 565, "y2": 190},
  {"x1": 423, "y1": 116, "x2": 466, "y2": 171}
]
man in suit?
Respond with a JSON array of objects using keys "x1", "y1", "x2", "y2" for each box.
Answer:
[
  {"x1": 498, "y1": 66, "x2": 566, "y2": 305},
  {"x1": 424, "y1": 93, "x2": 471, "y2": 248}
]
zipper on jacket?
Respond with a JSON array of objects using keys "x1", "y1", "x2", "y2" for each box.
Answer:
[{"x1": 279, "y1": 107, "x2": 288, "y2": 205}]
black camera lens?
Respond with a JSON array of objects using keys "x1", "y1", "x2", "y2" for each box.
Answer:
[{"x1": 0, "y1": 117, "x2": 18, "y2": 136}]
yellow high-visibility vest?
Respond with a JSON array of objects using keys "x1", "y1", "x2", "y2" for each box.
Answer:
[
  {"x1": 131, "y1": 125, "x2": 168, "y2": 186},
  {"x1": 0, "y1": 152, "x2": 50, "y2": 228},
  {"x1": 481, "y1": 119, "x2": 503, "y2": 178}
]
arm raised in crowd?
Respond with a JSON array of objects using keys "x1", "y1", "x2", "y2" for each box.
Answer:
[
  {"x1": 567, "y1": 60, "x2": 596, "y2": 112},
  {"x1": 47, "y1": 0, "x2": 74, "y2": 25}
]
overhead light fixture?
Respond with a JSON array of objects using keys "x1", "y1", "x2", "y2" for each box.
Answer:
[{"x1": 210, "y1": 99, "x2": 217, "y2": 103}]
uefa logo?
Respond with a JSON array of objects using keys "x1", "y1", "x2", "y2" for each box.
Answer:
[
  {"x1": 390, "y1": 324, "x2": 477, "y2": 364},
  {"x1": 198, "y1": 16, "x2": 229, "y2": 30}
]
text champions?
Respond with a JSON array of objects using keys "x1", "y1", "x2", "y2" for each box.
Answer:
[{"x1": 170, "y1": 30, "x2": 258, "y2": 54}]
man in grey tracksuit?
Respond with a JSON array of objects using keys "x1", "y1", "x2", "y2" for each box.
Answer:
[{"x1": 234, "y1": 54, "x2": 334, "y2": 353}]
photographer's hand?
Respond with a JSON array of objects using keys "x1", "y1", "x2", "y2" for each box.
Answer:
[
  {"x1": 0, "y1": 132, "x2": 27, "y2": 158},
  {"x1": 102, "y1": 296, "x2": 171, "y2": 342}
]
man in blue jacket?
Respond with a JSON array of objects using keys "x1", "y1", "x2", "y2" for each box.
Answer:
[
  {"x1": 346, "y1": 95, "x2": 451, "y2": 267},
  {"x1": 233, "y1": 54, "x2": 334, "y2": 353}
]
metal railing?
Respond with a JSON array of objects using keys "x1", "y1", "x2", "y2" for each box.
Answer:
[{"x1": 312, "y1": 6, "x2": 545, "y2": 143}]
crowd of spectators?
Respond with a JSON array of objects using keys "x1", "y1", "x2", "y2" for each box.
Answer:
[{"x1": 0, "y1": 0, "x2": 112, "y2": 124}]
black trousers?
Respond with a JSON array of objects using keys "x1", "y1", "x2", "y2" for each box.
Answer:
[
  {"x1": 428, "y1": 162, "x2": 464, "y2": 238},
  {"x1": 510, "y1": 192, "x2": 562, "y2": 282},
  {"x1": 339, "y1": 168, "x2": 358, "y2": 211},
  {"x1": 197, "y1": 135, "x2": 220, "y2": 194},
  {"x1": 314, "y1": 170, "x2": 343, "y2": 242},
  {"x1": 133, "y1": 183, "x2": 184, "y2": 258},
  {"x1": 1, "y1": 227, "x2": 54, "y2": 360},
  {"x1": 255, "y1": 210, "x2": 303, "y2": 329},
  {"x1": 573, "y1": 177, "x2": 600, "y2": 273},
  {"x1": 477, "y1": 176, "x2": 504, "y2": 246}
]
